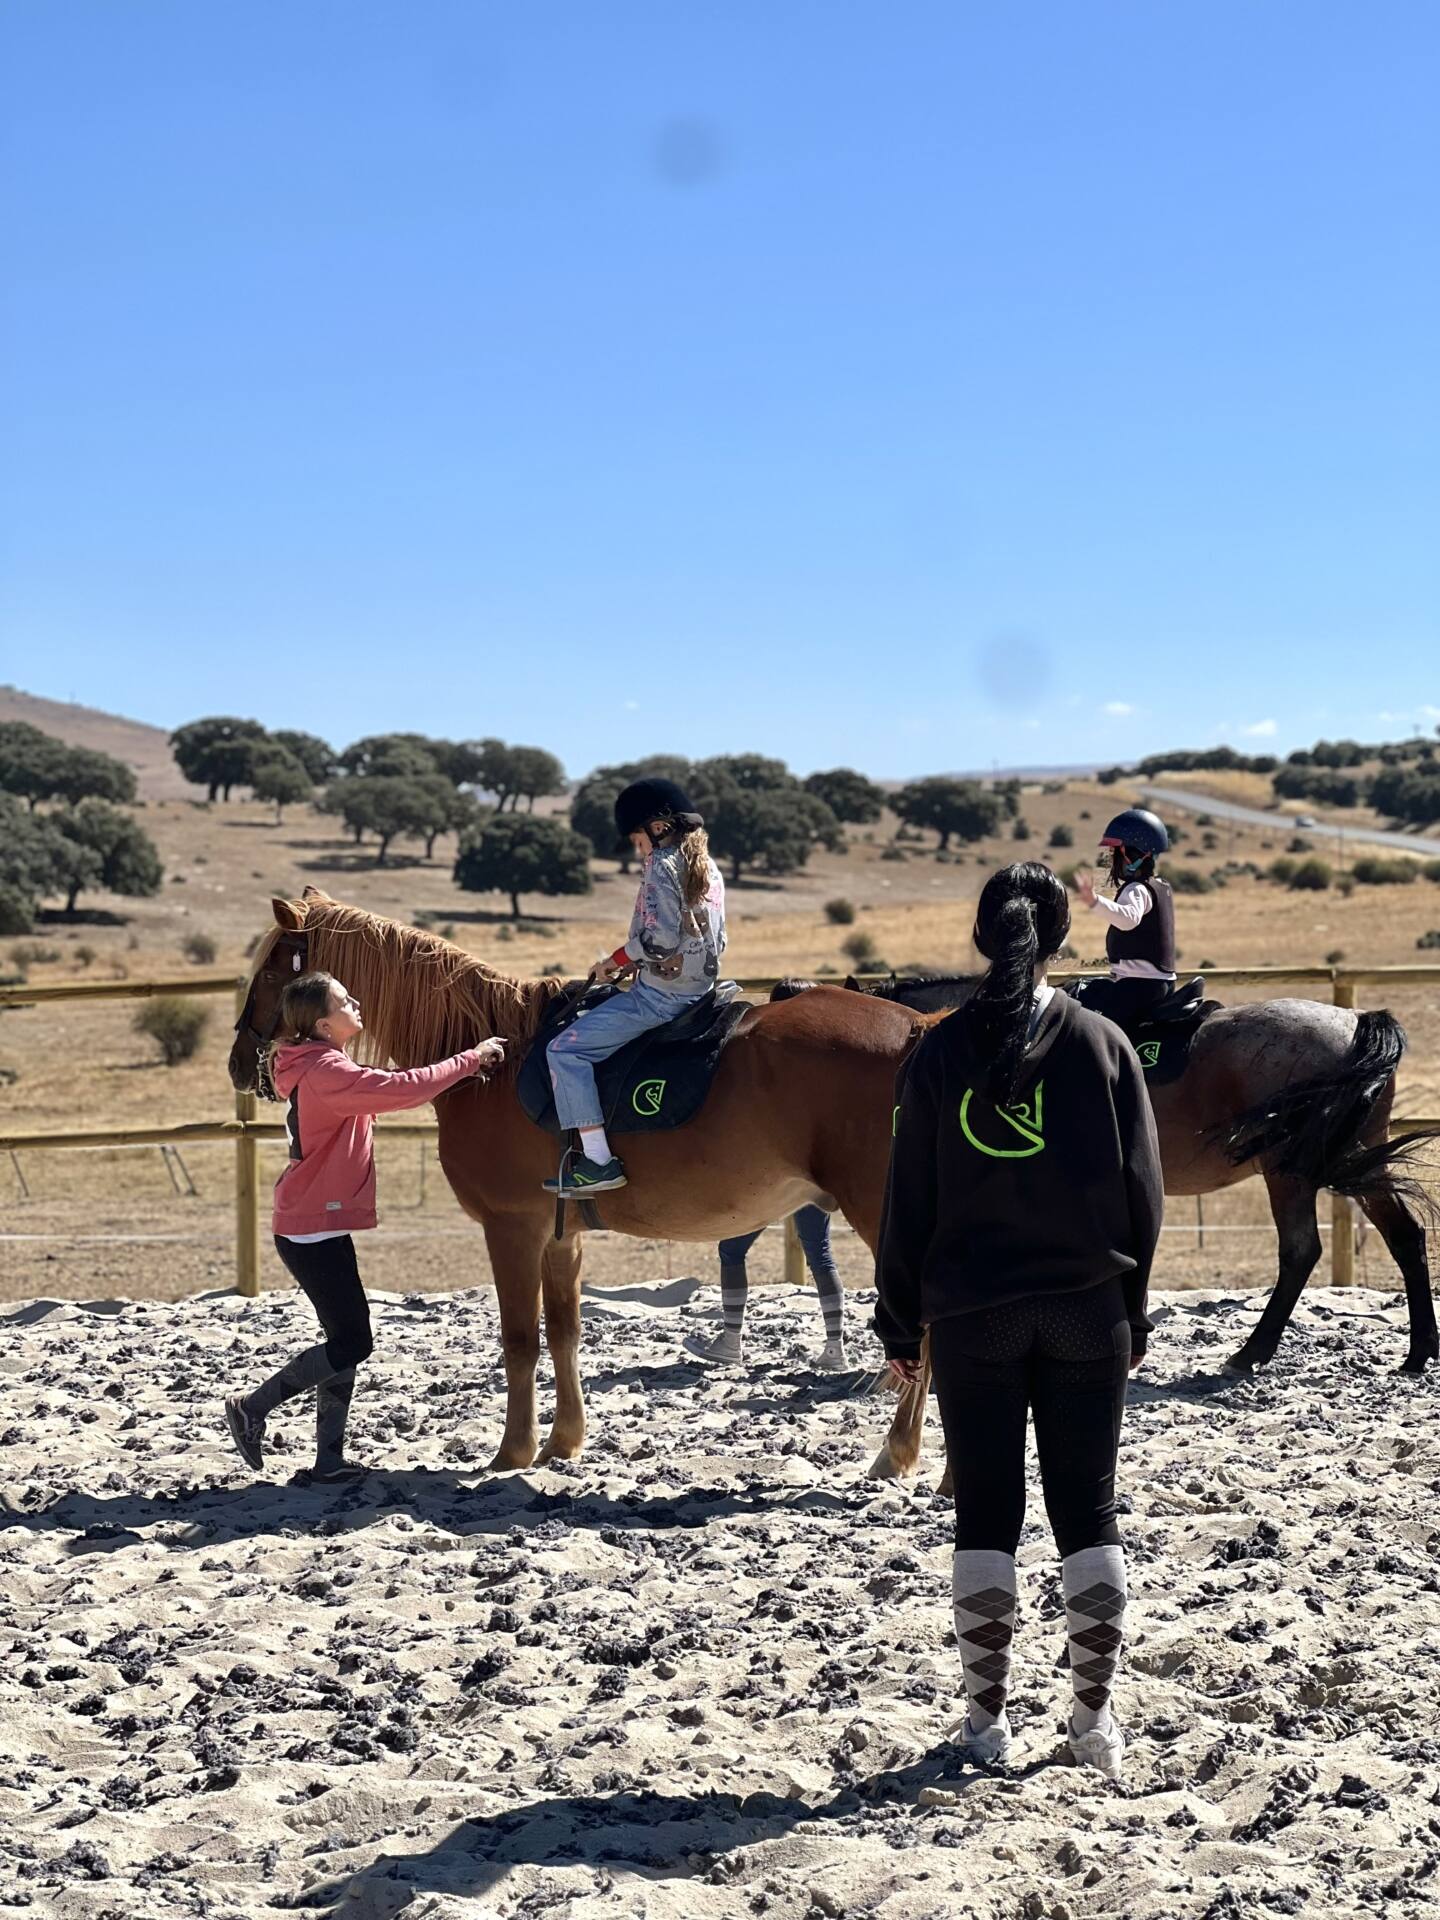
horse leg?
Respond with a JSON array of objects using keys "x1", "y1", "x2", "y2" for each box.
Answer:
[
  {"x1": 537, "y1": 1233, "x2": 586, "y2": 1461},
  {"x1": 483, "y1": 1214, "x2": 546, "y2": 1470},
  {"x1": 1357, "y1": 1189, "x2": 1437, "y2": 1375},
  {"x1": 1225, "y1": 1172, "x2": 1322, "y2": 1374},
  {"x1": 868, "y1": 1337, "x2": 932, "y2": 1480}
]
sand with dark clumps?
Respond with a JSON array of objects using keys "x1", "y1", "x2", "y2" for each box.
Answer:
[{"x1": 2, "y1": 1280, "x2": 1438, "y2": 1919}]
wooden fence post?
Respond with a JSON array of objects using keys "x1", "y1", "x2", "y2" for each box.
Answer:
[
  {"x1": 783, "y1": 1215, "x2": 805, "y2": 1290},
  {"x1": 1331, "y1": 976, "x2": 1358, "y2": 1286},
  {"x1": 235, "y1": 985, "x2": 260, "y2": 1298}
]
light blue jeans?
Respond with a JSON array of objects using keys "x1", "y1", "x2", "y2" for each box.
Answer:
[{"x1": 546, "y1": 978, "x2": 707, "y2": 1134}]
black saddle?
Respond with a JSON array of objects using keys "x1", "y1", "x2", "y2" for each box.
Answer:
[
  {"x1": 516, "y1": 983, "x2": 750, "y2": 1137},
  {"x1": 1129, "y1": 980, "x2": 1222, "y2": 1085}
]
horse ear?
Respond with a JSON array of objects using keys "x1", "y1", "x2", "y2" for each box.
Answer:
[
  {"x1": 271, "y1": 897, "x2": 305, "y2": 931},
  {"x1": 301, "y1": 885, "x2": 332, "y2": 904}
]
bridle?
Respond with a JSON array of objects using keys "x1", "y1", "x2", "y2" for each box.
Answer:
[{"x1": 233, "y1": 929, "x2": 310, "y2": 1101}]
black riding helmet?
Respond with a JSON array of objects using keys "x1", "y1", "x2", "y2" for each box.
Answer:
[
  {"x1": 614, "y1": 777, "x2": 704, "y2": 841},
  {"x1": 1098, "y1": 807, "x2": 1169, "y2": 858}
]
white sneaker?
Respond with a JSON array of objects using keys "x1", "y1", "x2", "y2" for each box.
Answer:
[
  {"x1": 685, "y1": 1329, "x2": 745, "y2": 1365},
  {"x1": 814, "y1": 1338, "x2": 850, "y2": 1373},
  {"x1": 1068, "y1": 1716, "x2": 1125, "y2": 1778},
  {"x1": 956, "y1": 1713, "x2": 1012, "y2": 1766}
]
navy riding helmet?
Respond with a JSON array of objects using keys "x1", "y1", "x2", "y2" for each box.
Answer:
[
  {"x1": 1098, "y1": 807, "x2": 1169, "y2": 859},
  {"x1": 614, "y1": 777, "x2": 704, "y2": 840}
]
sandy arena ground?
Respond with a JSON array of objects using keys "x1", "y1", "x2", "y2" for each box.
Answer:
[{"x1": 1, "y1": 1280, "x2": 1437, "y2": 1919}]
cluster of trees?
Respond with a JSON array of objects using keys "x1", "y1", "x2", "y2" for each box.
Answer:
[
  {"x1": 1272, "y1": 765, "x2": 1364, "y2": 808},
  {"x1": 0, "y1": 722, "x2": 164, "y2": 931},
  {"x1": 1098, "y1": 746, "x2": 1279, "y2": 785},
  {"x1": 0, "y1": 791, "x2": 162, "y2": 933},
  {"x1": 169, "y1": 718, "x2": 569, "y2": 859},
  {"x1": 0, "y1": 720, "x2": 138, "y2": 810},
  {"x1": 1369, "y1": 766, "x2": 1440, "y2": 827}
]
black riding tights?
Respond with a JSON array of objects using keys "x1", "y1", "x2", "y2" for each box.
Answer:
[
  {"x1": 931, "y1": 1279, "x2": 1131, "y2": 1560},
  {"x1": 272, "y1": 1235, "x2": 374, "y2": 1372}
]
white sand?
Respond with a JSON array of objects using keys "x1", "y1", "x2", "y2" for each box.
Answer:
[{"x1": 1, "y1": 1282, "x2": 1437, "y2": 1919}]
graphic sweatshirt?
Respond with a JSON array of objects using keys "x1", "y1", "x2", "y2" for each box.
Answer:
[
  {"x1": 613, "y1": 843, "x2": 727, "y2": 993},
  {"x1": 270, "y1": 1041, "x2": 489, "y2": 1236},
  {"x1": 874, "y1": 990, "x2": 1163, "y2": 1361}
]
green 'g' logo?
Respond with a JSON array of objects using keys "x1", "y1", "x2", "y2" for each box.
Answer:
[
  {"x1": 959, "y1": 1081, "x2": 1046, "y2": 1158},
  {"x1": 1137, "y1": 1039, "x2": 1162, "y2": 1070},
  {"x1": 632, "y1": 1077, "x2": 667, "y2": 1117}
]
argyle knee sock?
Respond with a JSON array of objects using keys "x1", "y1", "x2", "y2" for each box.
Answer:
[
  {"x1": 1062, "y1": 1544, "x2": 1127, "y2": 1734},
  {"x1": 952, "y1": 1549, "x2": 1016, "y2": 1731}
]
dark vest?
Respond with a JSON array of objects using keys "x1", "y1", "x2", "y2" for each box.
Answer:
[{"x1": 1105, "y1": 877, "x2": 1176, "y2": 972}]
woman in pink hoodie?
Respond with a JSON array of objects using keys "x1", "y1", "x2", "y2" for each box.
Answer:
[{"x1": 224, "y1": 971, "x2": 505, "y2": 1483}]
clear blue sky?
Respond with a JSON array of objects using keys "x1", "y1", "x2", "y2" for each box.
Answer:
[{"x1": 2, "y1": 2, "x2": 1437, "y2": 778}]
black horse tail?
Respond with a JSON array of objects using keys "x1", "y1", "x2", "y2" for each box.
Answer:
[{"x1": 1217, "y1": 1009, "x2": 1438, "y2": 1201}]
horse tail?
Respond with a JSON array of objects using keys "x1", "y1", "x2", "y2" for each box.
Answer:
[{"x1": 1217, "y1": 1009, "x2": 1438, "y2": 1203}]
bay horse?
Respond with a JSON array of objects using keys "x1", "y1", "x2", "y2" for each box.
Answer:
[
  {"x1": 229, "y1": 891, "x2": 919, "y2": 1471},
  {"x1": 845, "y1": 973, "x2": 1438, "y2": 1480}
]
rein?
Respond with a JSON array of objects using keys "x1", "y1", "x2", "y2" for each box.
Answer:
[{"x1": 234, "y1": 929, "x2": 309, "y2": 1102}]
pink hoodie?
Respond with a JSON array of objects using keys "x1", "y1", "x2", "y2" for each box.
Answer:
[{"x1": 270, "y1": 1041, "x2": 488, "y2": 1236}]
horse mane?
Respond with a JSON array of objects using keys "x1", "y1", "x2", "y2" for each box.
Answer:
[{"x1": 301, "y1": 900, "x2": 566, "y2": 1072}]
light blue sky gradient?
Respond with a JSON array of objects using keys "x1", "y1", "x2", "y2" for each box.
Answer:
[{"x1": 2, "y1": 2, "x2": 1436, "y2": 776}]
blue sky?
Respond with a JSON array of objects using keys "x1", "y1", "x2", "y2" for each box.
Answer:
[{"x1": 2, "y1": 2, "x2": 1437, "y2": 778}]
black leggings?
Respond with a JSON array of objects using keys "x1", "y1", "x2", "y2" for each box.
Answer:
[
  {"x1": 273, "y1": 1236, "x2": 374, "y2": 1372},
  {"x1": 931, "y1": 1280, "x2": 1130, "y2": 1560}
]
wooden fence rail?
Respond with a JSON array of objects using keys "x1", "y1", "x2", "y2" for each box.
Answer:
[{"x1": 3, "y1": 967, "x2": 1438, "y2": 1296}]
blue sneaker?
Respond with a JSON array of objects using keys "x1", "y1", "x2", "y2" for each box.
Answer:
[{"x1": 543, "y1": 1154, "x2": 628, "y2": 1197}]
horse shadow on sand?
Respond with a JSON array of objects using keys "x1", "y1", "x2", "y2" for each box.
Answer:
[
  {"x1": 287, "y1": 1739, "x2": 1074, "y2": 1913},
  {"x1": 8, "y1": 1461, "x2": 869, "y2": 1561}
]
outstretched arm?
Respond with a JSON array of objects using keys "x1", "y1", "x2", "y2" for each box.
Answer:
[{"x1": 307, "y1": 1042, "x2": 503, "y2": 1117}]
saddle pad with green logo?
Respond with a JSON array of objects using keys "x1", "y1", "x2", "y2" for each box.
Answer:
[
  {"x1": 517, "y1": 984, "x2": 750, "y2": 1137},
  {"x1": 1130, "y1": 1001, "x2": 1222, "y2": 1087}
]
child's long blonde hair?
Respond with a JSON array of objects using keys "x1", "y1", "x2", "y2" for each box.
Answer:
[{"x1": 675, "y1": 826, "x2": 716, "y2": 908}]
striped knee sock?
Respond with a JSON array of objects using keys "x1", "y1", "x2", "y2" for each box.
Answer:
[
  {"x1": 952, "y1": 1549, "x2": 1016, "y2": 1731},
  {"x1": 719, "y1": 1262, "x2": 748, "y2": 1339},
  {"x1": 1062, "y1": 1545, "x2": 1127, "y2": 1734},
  {"x1": 807, "y1": 1256, "x2": 845, "y2": 1343}
]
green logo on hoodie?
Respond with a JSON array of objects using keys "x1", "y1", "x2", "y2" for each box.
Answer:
[{"x1": 959, "y1": 1081, "x2": 1046, "y2": 1158}]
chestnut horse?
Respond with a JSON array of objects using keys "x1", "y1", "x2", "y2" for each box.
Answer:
[{"x1": 229, "y1": 891, "x2": 920, "y2": 1471}]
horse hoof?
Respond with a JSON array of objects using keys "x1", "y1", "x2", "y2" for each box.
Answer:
[
  {"x1": 1398, "y1": 1348, "x2": 1434, "y2": 1377},
  {"x1": 1222, "y1": 1350, "x2": 1260, "y2": 1378},
  {"x1": 486, "y1": 1445, "x2": 537, "y2": 1472},
  {"x1": 537, "y1": 1437, "x2": 584, "y2": 1464},
  {"x1": 868, "y1": 1442, "x2": 917, "y2": 1481}
]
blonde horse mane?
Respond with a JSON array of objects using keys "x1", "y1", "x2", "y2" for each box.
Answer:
[{"x1": 291, "y1": 896, "x2": 565, "y2": 1071}]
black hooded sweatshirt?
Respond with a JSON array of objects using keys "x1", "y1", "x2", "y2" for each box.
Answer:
[{"x1": 874, "y1": 990, "x2": 1163, "y2": 1361}]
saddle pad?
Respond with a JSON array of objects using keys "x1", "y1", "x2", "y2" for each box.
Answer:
[
  {"x1": 1132, "y1": 1001, "x2": 1222, "y2": 1086},
  {"x1": 517, "y1": 984, "x2": 750, "y2": 1137}
]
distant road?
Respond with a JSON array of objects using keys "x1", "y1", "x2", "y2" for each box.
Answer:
[{"x1": 1138, "y1": 784, "x2": 1440, "y2": 860}]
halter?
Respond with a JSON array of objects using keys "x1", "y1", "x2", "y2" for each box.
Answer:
[{"x1": 233, "y1": 928, "x2": 309, "y2": 1101}]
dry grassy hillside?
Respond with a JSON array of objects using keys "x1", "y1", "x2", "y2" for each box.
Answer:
[
  {"x1": 0, "y1": 685, "x2": 193, "y2": 800},
  {"x1": 3, "y1": 747, "x2": 1440, "y2": 1306}
]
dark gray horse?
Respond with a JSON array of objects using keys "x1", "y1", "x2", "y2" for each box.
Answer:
[{"x1": 811, "y1": 973, "x2": 1437, "y2": 1480}]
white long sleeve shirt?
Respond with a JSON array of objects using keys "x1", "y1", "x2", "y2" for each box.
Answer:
[{"x1": 1088, "y1": 883, "x2": 1175, "y2": 982}]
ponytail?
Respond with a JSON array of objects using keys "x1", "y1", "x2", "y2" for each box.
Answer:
[
  {"x1": 966, "y1": 863, "x2": 1071, "y2": 1106},
  {"x1": 674, "y1": 826, "x2": 716, "y2": 908}
]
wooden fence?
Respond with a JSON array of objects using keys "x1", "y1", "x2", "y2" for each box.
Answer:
[{"x1": 2, "y1": 967, "x2": 1437, "y2": 1296}]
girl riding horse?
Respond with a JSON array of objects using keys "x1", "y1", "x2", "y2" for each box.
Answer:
[
  {"x1": 544, "y1": 777, "x2": 726, "y2": 1198},
  {"x1": 1073, "y1": 806, "x2": 1175, "y2": 1028}
]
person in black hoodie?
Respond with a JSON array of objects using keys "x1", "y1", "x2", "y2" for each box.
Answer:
[{"x1": 875, "y1": 862, "x2": 1162, "y2": 1777}]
